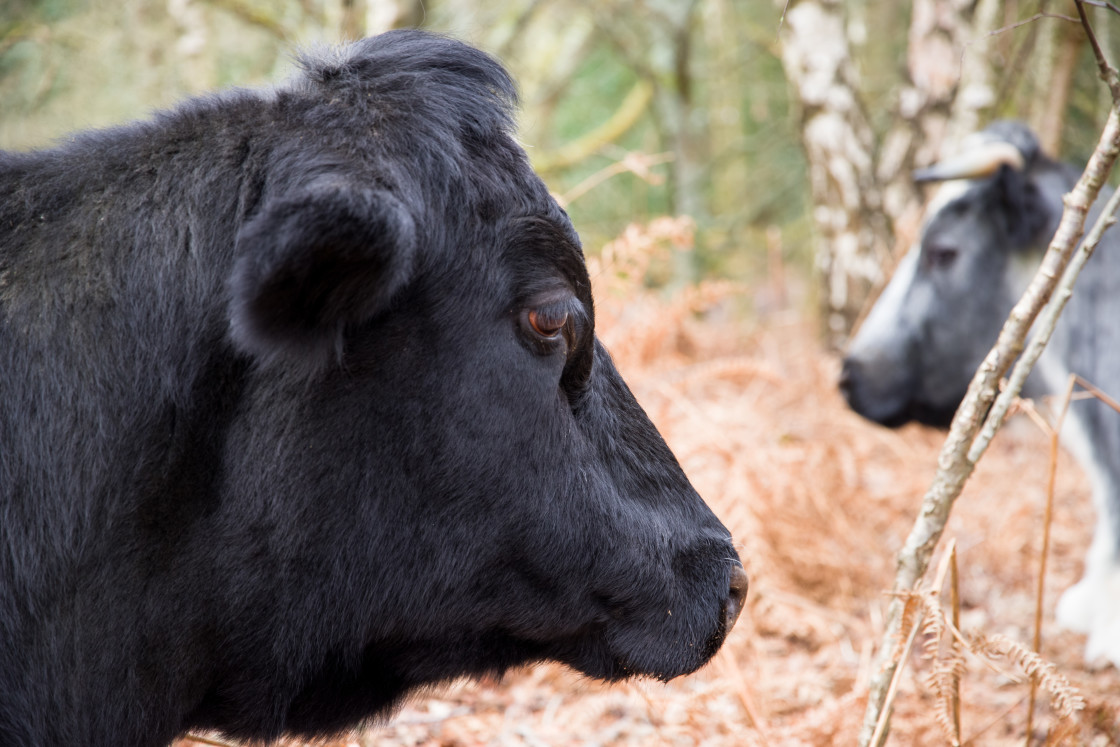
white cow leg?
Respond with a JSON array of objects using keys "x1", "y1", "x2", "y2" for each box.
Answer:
[
  {"x1": 1082, "y1": 569, "x2": 1120, "y2": 668},
  {"x1": 1056, "y1": 480, "x2": 1120, "y2": 667},
  {"x1": 1051, "y1": 399, "x2": 1120, "y2": 667}
]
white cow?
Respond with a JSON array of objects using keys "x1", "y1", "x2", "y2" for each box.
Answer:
[{"x1": 841, "y1": 121, "x2": 1120, "y2": 667}]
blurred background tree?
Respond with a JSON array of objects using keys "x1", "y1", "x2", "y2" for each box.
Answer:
[{"x1": 0, "y1": 0, "x2": 1113, "y2": 345}]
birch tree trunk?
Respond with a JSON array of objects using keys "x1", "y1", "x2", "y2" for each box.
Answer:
[
  {"x1": 780, "y1": 0, "x2": 1006, "y2": 347},
  {"x1": 876, "y1": 0, "x2": 1001, "y2": 279},
  {"x1": 778, "y1": 0, "x2": 892, "y2": 349}
]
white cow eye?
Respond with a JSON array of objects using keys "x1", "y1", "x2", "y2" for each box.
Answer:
[{"x1": 924, "y1": 245, "x2": 959, "y2": 270}]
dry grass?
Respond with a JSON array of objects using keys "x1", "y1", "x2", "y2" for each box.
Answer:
[{"x1": 178, "y1": 219, "x2": 1120, "y2": 747}]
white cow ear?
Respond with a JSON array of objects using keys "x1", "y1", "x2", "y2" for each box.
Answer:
[{"x1": 229, "y1": 183, "x2": 416, "y2": 369}]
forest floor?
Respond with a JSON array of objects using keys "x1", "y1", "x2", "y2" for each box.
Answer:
[{"x1": 178, "y1": 222, "x2": 1120, "y2": 746}]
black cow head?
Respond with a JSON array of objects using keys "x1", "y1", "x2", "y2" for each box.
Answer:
[{"x1": 839, "y1": 122, "x2": 1066, "y2": 428}]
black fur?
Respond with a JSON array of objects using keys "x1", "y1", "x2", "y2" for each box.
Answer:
[
  {"x1": 0, "y1": 31, "x2": 744, "y2": 747},
  {"x1": 229, "y1": 182, "x2": 418, "y2": 368}
]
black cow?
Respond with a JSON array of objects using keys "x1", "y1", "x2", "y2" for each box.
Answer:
[
  {"x1": 0, "y1": 31, "x2": 747, "y2": 747},
  {"x1": 840, "y1": 121, "x2": 1120, "y2": 668}
]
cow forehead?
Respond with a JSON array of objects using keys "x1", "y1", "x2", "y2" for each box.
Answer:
[{"x1": 922, "y1": 178, "x2": 974, "y2": 225}]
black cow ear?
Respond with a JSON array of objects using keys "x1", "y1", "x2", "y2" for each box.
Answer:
[
  {"x1": 229, "y1": 184, "x2": 416, "y2": 368},
  {"x1": 992, "y1": 165, "x2": 1051, "y2": 248}
]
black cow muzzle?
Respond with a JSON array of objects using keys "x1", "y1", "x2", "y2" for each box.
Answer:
[{"x1": 723, "y1": 562, "x2": 749, "y2": 633}]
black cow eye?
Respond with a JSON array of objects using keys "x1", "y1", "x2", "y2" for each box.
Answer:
[
  {"x1": 524, "y1": 307, "x2": 569, "y2": 340},
  {"x1": 925, "y1": 245, "x2": 959, "y2": 270},
  {"x1": 518, "y1": 296, "x2": 584, "y2": 357}
]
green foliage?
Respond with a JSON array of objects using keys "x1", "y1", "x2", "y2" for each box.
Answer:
[
  {"x1": 0, "y1": 0, "x2": 290, "y2": 150},
  {"x1": 543, "y1": 43, "x2": 672, "y2": 248},
  {"x1": 550, "y1": 44, "x2": 639, "y2": 145},
  {"x1": 0, "y1": 0, "x2": 815, "y2": 291},
  {"x1": 500, "y1": 0, "x2": 811, "y2": 283},
  {"x1": 6, "y1": 0, "x2": 1108, "y2": 299}
]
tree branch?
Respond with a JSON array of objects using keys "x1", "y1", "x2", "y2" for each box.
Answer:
[
  {"x1": 200, "y1": 0, "x2": 291, "y2": 40},
  {"x1": 530, "y1": 80, "x2": 655, "y2": 175},
  {"x1": 1079, "y1": 0, "x2": 1120, "y2": 14},
  {"x1": 1076, "y1": 0, "x2": 1120, "y2": 101}
]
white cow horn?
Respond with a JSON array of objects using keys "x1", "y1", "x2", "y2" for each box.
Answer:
[{"x1": 913, "y1": 141, "x2": 1026, "y2": 183}]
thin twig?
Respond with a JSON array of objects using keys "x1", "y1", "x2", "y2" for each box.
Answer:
[
  {"x1": 1026, "y1": 374, "x2": 1076, "y2": 744},
  {"x1": 868, "y1": 596, "x2": 925, "y2": 747},
  {"x1": 931, "y1": 540, "x2": 959, "y2": 615},
  {"x1": 556, "y1": 151, "x2": 672, "y2": 208},
  {"x1": 974, "y1": 12, "x2": 1080, "y2": 41},
  {"x1": 1080, "y1": 0, "x2": 1120, "y2": 15},
  {"x1": 1075, "y1": 0, "x2": 1120, "y2": 101},
  {"x1": 1074, "y1": 374, "x2": 1120, "y2": 414},
  {"x1": 777, "y1": 0, "x2": 792, "y2": 32},
  {"x1": 949, "y1": 544, "x2": 962, "y2": 746},
  {"x1": 964, "y1": 696, "x2": 1029, "y2": 746}
]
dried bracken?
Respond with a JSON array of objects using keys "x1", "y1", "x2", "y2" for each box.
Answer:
[
  {"x1": 920, "y1": 599, "x2": 965, "y2": 746},
  {"x1": 968, "y1": 633, "x2": 1086, "y2": 721}
]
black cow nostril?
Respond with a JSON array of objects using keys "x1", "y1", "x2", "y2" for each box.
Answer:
[{"x1": 723, "y1": 563, "x2": 749, "y2": 634}]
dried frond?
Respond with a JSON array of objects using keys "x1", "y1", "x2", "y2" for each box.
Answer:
[
  {"x1": 587, "y1": 215, "x2": 696, "y2": 299},
  {"x1": 917, "y1": 593, "x2": 943, "y2": 654},
  {"x1": 968, "y1": 633, "x2": 1086, "y2": 720},
  {"x1": 920, "y1": 603, "x2": 965, "y2": 746},
  {"x1": 894, "y1": 591, "x2": 928, "y2": 661},
  {"x1": 890, "y1": 582, "x2": 966, "y2": 747},
  {"x1": 926, "y1": 656, "x2": 967, "y2": 746}
]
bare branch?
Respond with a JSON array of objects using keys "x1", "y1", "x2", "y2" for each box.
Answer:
[
  {"x1": 1080, "y1": 0, "x2": 1120, "y2": 15},
  {"x1": 777, "y1": 0, "x2": 792, "y2": 32},
  {"x1": 531, "y1": 81, "x2": 655, "y2": 175},
  {"x1": 1076, "y1": 0, "x2": 1120, "y2": 100},
  {"x1": 1074, "y1": 374, "x2": 1120, "y2": 414},
  {"x1": 201, "y1": 0, "x2": 291, "y2": 39},
  {"x1": 1026, "y1": 374, "x2": 1076, "y2": 740},
  {"x1": 555, "y1": 151, "x2": 672, "y2": 208},
  {"x1": 779, "y1": 0, "x2": 892, "y2": 347}
]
